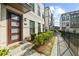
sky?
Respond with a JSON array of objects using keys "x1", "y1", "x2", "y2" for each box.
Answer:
[{"x1": 45, "y1": 3, "x2": 79, "y2": 27}]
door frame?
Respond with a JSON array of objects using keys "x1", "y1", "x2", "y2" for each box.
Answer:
[{"x1": 7, "y1": 9, "x2": 23, "y2": 45}]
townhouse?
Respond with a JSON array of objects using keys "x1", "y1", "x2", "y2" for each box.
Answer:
[
  {"x1": 0, "y1": 3, "x2": 32, "y2": 47},
  {"x1": 44, "y1": 7, "x2": 53, "y2": 31},
  {"x1": 60, "y1": 10, "x2": 79, "y2": 33},
  {"x1": 23, "y1": 3, "x2": 44, "y2": 40},
  {"x1": 50, "y1": 13, "x2": 54, "y2": 30},
  {"x1": 0, "y1": 3, "x2": 44, "y2": 56}
]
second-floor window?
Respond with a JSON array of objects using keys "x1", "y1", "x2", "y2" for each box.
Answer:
[
  {"x1": 30, "y1": 3, "x2": 35, "y2": 12},
  {"x1": 66, "y1": 16, "x2": 69, "y2": 20},
  {"x1": 62, "y1": 17, "x2": 65, "y2": 21},
  {"x1": 38, "y1": 5, "x2": 41, "y2": 16},
  {"x1": 32, "y1": 3, "x2": 35, "y2": 12}
]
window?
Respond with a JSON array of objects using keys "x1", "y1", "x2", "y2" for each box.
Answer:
[
  {"x1": 66, "y1": 22, "x2": 69, "y2": 26},
  {"x1": 78, "y1": 14, "x2": 79, "y2": 17},
  {"x1": 66, "y1": 16, "x2": 69, "y2": 20},
  {"x1": 74, "y1": 15, "x2": 76, "y2": 18},
  {"x1": 42, "y1": 14, "x2": 44, "y2": 19},
  {"x1": 30, "y1": 20, "x2": 35, "y2": 34},
  {"x1": 65, "y1": 16, "x2": 66, "y2": 20},
  {"x1": 64, "y1": 22, "x2": 65, "y2": 25},
  {"x1": 11, "y1": 29, "x2": 19, "y2": 33},
  {"x1": 72, "y1": 15, "x2": 74, "y2": 18},
  {"x1": 11, "y1": 22, "x2": 19, "y2": 26},
  {"x1": 62, "y1": 16, "x2": 65, "y2": 21},
  {"x1": 38, "y1": 23, "x2": 41, "y2": 33},
  {"x1": 62, "y1": 23, "x2": 63, "y2": 25},
  {"x1": 11, "y1": 35, "x2": 19, "y2": 40},
  {"x1": 43, "y1": 24, "x2": 44, "y2": 32},
  {"x1": 62, "y1": 27, "x2": 66, "y2": 30},
  {"x1": 29, "y1": 3, "x2": 35, "y2": 12},
  {"x1": 38, "y1": 5, "x2": 40, "y2": 16},
  {"x1": 11, "y1": 14, "x2": 19, "y2": 20},
  {"x1": 70, "y1": 22, "x2": 79, "y2": 28}
]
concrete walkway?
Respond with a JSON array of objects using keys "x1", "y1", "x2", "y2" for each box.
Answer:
[
  {"x1": 24, "y1": 32, "x2": 74, "y2": 56},
  {"x1": 24, "y1": 49, "x2": 45, "y2": 56},
  {"x1": 57, "y1": 32, "x2": 74, "y2": 56},
  {"x1": 24, "y1": 36, "x2": 57, "y2": 56}
]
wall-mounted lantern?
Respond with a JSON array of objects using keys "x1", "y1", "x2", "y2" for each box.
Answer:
[{"x1": 24, "y1": 18, "x2": 27, "y2": 25}]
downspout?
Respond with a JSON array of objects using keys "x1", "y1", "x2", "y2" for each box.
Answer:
[
  {"x1": 0, "y1": 4, "x2": 2, "y2": 21},
  {"x1": 44, "y1": 3, "x2": 46, "y2": 32},
  {"x1": 0, "y1": 4, "x2": 1, "y2": 34},
  {"x1": 48, "y1": 7, "x2": 50, "y2": 31}
]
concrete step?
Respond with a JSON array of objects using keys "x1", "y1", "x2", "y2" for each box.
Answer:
[{"x1": 9, "y1": 42, "x2": 34, "y2": 56}]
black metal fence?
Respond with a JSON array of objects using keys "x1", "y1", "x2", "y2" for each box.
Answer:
[{"x1": 60, "y1": 31, "x2": 79, "y2": 56}]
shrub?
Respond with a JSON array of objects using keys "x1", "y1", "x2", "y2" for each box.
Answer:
[
  {"x1": 34, "y1": 34, "x2": 45, "y2": 46},
  {"x1": 31, "y1": 33, "x2": 36, "y2": 41},
  {"x1": 38, "y1": 32, "x2": 43, "y2": 34},
  {"x1": 0, "y1": 48, "x2": 9, "y2": 56},
  {"x1": 33, "y1": 31, "x2": 55, "y2": 46}
]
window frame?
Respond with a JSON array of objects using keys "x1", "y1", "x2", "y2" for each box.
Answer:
[
  {"x1": 38, "y1": 23, "x2": 41, "y2": 33},
  {"x1": 29, "y1": 20, "x2": 35, "y2": 34}
]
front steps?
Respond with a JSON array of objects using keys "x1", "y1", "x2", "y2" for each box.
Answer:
[{"x1": 8, "y1": 41, "x2": 34, "y2": 56}]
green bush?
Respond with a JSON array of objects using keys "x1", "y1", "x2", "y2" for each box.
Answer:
[
  {"x1": 38, "y1": 32, "x2": 43, "y2": 34},
  {"x1": 33, "y1": 31, "x2": 54, "y2": 46},
  {"x1": 0, "y1": 48, "x2": 9, "y2": 56},
  {"x1": 34, "y1": 34, "x2": 45, "y2": 46},
  {"x1": 31, "y1": 33, "x2": 36, "y2": 41}
]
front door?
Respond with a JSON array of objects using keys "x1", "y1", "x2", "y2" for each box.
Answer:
[{"x1": 7, "y1": 10, "x2": 22, "y2": 44}]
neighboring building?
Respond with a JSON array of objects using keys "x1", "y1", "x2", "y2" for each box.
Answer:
[
  {"x1": 23, "y1": 3, "x2": 44, "y2": 40},
  {"x1": 60, "y1": 10, "x2": 79, "y2": 33},
  {"x1": 50, "y1": 13, "x2": 54, "y2": 30},
  {"x1": 44, "y1": 7, "x2": 53, "y2": 31}
]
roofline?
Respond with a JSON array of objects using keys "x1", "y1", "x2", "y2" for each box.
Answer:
[{"x1": 61, "y1": 10, "x2": 79, "y2": 15}]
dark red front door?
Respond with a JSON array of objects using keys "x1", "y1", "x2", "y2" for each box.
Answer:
[{"x1": 7, "y1": 10, "x2": 22, "y2": 44}]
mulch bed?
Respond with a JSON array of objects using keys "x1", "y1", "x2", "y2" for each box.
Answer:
[{"x1": 34, "y1": 37, "x2": 55, "y2": 56}]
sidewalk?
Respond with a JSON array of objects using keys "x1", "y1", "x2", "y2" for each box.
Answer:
[
  {"x1": 57, "y1": 32, "x2": 74, "y2": 56},
  {"x1": 24, "y1": 32, "x2": 74, "y2": 56}
]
